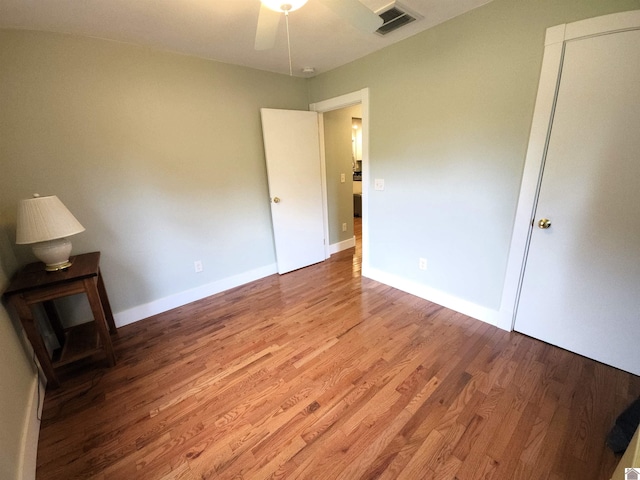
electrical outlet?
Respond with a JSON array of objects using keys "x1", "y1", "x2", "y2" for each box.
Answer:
[
  {"x1": 419, "y1": 258, "x2": 428, "y2": 271},
  {"x1": 194, "y1": 260, "x2": 203, "y2": 273},
  {"x1": 340, "y1": 173, "x2": 346, "y2": 183},
  {"x1": 342, "y1": 222, "x2": 347, "y2": 232},
  {"x1": 374, "y1": 178, "x2": 385, "y2": 191}
]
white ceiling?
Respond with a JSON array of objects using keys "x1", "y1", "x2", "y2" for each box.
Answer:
[{"x1": 0, "y1": 0, "x2": 493, "y2": 77}]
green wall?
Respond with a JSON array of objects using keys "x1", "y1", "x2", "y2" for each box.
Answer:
[
  {"x1": 0, "y1": 30, "x2": 309, "y2": 315},
  {"x1": 309, "y1": 0, "x2": 640, "y2": 311}
]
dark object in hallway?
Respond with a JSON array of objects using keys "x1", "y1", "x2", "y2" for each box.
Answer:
[{"x1": 353, "y1": 193, "x2": 361, "y2": 217}]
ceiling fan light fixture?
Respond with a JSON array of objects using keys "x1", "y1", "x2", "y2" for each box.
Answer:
[{"x1": 261, "y1": 0, "x2": 308, "y2": 13}]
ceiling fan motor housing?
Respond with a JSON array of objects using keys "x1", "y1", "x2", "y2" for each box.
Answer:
[{"x1": 261, "y1": 0, "x2": 308, "y2": 13}]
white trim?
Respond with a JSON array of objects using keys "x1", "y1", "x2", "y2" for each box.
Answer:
[
  {"x1": 367, "y1": 267, "x2": 499, "y2": 326},
  {"x1": 565, "y1": 10, "x2": 640, "y2": 40},
  {"x1": 310, "y1": 90, "x2": 364, "y2": 112},
  {"x1": 329, "y1": 236, "x2": 356, "y2": 255},
  {"x1": 360, "y1": 90, "x2": 371, "y2": 273},
  {"x1": 497, "y1": 37, "x2": 564, "y2": 331},
  {"x1": 545, "y1": 24, "x2": 566, "y2": 45},
  {"x1": 498, "y1": 10, "x2": 640, "y2": 332},
  {"x1": 20, "y1": 373, "x2": 44, "y2": 480},
  {"x1": 310, "y1": 88, "x2": 371, "y2": 273},
  {"x1": 114, "y1": 263, "x2": 277, "y2": 327},
  {"x1": 317, "y1": 113, "x2": 330, "y2": 259}
]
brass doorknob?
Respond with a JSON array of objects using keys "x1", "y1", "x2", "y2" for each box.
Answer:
[
  {"x1": 273, "y1": 197, "x2": 281, "y2": 204},
  {"x1": 538, "y1": 218, "x2": 551, "y2": 229}
]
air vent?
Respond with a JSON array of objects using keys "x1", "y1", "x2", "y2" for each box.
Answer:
[{"x1": 376, "y1": 4, "x2": 418, "y2": 35}]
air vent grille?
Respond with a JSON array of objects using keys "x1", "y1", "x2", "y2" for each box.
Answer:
[{"x1": 376, "y1": 6, "x2": 417, "y2": 35}]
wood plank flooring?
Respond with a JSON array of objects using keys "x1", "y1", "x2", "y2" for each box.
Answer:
[{"x1": 37, "y1": 224, "x2": 640, "y2": 479}]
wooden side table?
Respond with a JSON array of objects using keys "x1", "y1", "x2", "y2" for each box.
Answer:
[{"x1": 4, "y1": 251, "x2": 117, "y2": 388}]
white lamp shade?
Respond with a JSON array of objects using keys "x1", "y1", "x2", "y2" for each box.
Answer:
[{"x1": 16, "y1": 195, "x2": 85, "y2": 245}]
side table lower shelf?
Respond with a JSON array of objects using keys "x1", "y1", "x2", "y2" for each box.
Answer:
[{"x1": 52, "y1": 322, "x2": 104, "y2": 368}]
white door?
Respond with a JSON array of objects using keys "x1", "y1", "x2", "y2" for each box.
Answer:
[
  {"x1": 515, "y1": 27, "x2": 640, "y2": 374},
  {"x1": 261, "y1": 108, "x2": 326, "y2": 274}
]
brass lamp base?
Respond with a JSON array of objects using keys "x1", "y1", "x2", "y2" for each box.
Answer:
[{"x1": 44, "y1": 260, "x2": 73, "y2": 272}]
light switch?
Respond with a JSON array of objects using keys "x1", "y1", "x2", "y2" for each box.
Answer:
[
  {"x1": 374, "y1": 178, "x2": 385, "y2": 191},
  {"x1": 340, "y1": 173, "x2": 346, "y2": 183}
]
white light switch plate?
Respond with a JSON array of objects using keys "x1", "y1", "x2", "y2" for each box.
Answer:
[{"x1": 374, "y1": 178, "x2": 385, "y2": 191}]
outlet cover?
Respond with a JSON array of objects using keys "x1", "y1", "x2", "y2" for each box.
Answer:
[
  {"x1": 194, "y1": 260, "x2": 203, "y2": 273},
  {"x1": 374, "y1": 178, "x2": 385, "y2": 191},
  {"x1": 419, "y1": 258, "x2": 428, "y2": 270}
]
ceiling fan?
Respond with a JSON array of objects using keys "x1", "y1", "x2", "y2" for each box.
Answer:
[{"x1": 255, "y1": 0, "x2": 383, "y2": 74}]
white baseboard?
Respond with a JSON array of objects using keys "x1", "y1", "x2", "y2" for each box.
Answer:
[
  {"x1": 329, "y1": 236, "x2": 356, "y2": 255},
  {"x1": 114, "y1": 263, "x2": 278, "y2": 328},
  {"x1": 21, "y1": 373, "x2": 45, "y2": 480},
  {"x1": 363, "y1": 267, "x2": 501, "y2": 328},
  {"x1": 113, "y1": 260, "x2": 502, "y2": 329}
]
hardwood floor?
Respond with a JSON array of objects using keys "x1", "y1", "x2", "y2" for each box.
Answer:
[{"x1": 37, "y1": 232, "x2": 639, "y2": 479}]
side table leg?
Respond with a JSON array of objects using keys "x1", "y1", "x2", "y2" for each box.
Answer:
[
  {"x1": 10, "y1": 296, "x2": 60, "y2": 388},
  {"x1": 97, "y1": 270, "x2": 117, "y2": 334},
  {"x1": 84, "y1": 278, "x2": 116, "y2": 367}
]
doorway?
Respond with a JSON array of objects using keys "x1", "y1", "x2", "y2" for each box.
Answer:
[
  {"x1": 352, "y1": 116, "x2": 363, "y2": 251},
  {"x1": 321, "y1": 105, "x2": 363, "y2": 254},
  {"x1": 311, "y1": 88, "x2": 371, "y2": 274}
]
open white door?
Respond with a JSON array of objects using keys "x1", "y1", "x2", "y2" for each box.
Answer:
[{"x1": 261, "y1": 108, "x2": 326, "y2": 274}]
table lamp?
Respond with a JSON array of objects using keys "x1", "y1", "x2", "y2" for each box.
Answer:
[{"x1": 16, "y1": 194, "x2": 85, "y2": 271}]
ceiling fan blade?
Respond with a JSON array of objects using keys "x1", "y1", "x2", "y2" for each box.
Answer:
[
  {"x1": 318, "y1": 0, "x2": 383, "y2": 33},
  {"x1": 255, "y1": 4, "x2": 282, "y2": 50}
]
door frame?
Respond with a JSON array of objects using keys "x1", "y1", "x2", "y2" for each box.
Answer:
[
  {"x1": 310, "y1": 88, "x2": 371, "y2": 273},
  {"x1": 497, "y1": 10, "x2": 640, "y2": 331}
]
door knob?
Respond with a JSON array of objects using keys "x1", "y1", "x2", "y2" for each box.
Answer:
[
  {"x1": 538, "y1": 218, "x2": 551, "y2": 229},
  {"x1": 272, "y1": 197, "x2": 281, "y2": 204}
]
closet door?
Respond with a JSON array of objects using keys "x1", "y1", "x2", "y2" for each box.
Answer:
[{"x1": 514, "y1": 23, "x2": 640, "y2": 375}]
